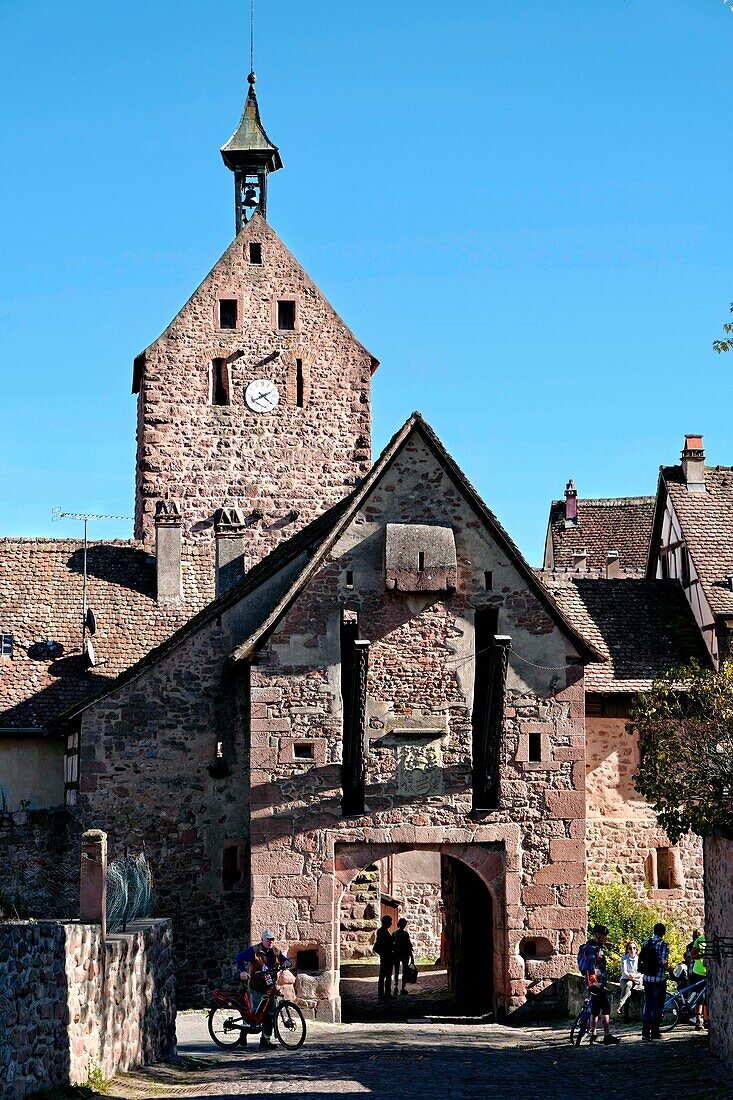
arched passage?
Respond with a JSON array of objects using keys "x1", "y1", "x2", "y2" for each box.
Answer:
[{"x1": 334, "y1": 842, "x2": 503, "y2": 1020}]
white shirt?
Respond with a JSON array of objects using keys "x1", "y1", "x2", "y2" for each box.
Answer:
[{"x1": 621, "y1": 953, "x2": 639, "y2": 979}]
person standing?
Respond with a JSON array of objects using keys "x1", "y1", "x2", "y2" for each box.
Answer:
[
  {"x1": 578, "y1": 924, "x2": 621, "y2": 1044},
  {"x1": 690, "y1": 930, "x2": 708, "y2": 1031},
  {"x1": 374, "y1": 915, "x2": 394, "y2": 999},
  {"x1": 617, "y1": 941, "x2": 643, "y2": 1015},
  {"x1": 235, "y1": 929, "x2": 291, "y2": 1049},
  {"x1": 640, "y1": 922, "x2": 671, "y2": 1041},
  {"x1": 392, "y1": 917, "x2": 415, "y2": 996}
]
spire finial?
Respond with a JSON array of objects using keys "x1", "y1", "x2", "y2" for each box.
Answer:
[{"x1": 248, "y1": 70, "x2": 256, "y2": 86}]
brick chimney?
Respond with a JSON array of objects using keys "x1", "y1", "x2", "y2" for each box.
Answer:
[
  {"x1": 681, "y1": 434, "x2": 706, "y2": 493},
  {"x1": 572, "y1": 548, "x2": 587, "y2": 571},
  {"x1": 155, "y1": 499, "x2": 182, "y2": 603},
  {"x1": 214, "y1": 507, "x2": 247, "y2": 596},
  {"x1": 564, "y1": 480, "x2": 578, "y2": 527},
  {"x1": 606, "y1": 550, "x2": 620, "y2": 579}
]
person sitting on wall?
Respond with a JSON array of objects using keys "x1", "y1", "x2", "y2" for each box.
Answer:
[
  {"x1": 392, "y1": 917, "x2": 416, "y2": 996},
  {"x1": 373, "y1": 915, "x2": 394, "y2": 999},
  {"x1": 235, "y1": 929, "x2": 292, "y2": 1049},
  {"x1": 578, "y1": 924, "x2": 621, "y2": 1045},
  {"x1": 617, "y1": 941, "x2": 643, "y2": 1015}
]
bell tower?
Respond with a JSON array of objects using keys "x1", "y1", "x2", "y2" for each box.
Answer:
[{"x1": 220, "y1": 72, "x2": 283, "y2": 231}]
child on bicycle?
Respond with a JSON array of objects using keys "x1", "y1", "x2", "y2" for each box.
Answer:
[
  {"x1": 578, "y1": 924, "x2": 621, "y2": 1045},
  {"x1": 235, "y1": 930, "x2": 292, "y2": 1049}
]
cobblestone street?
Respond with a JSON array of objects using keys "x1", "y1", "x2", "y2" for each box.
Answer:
[{"x1": 105, "y1": 1012, "x2": 731, "y2": 1100}]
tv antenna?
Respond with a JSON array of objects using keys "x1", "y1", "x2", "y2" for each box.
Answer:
[{"x1": 51, "y1": 509, "x2": 132, "y2": 657}]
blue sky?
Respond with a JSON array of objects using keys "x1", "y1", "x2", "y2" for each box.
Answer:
[{"x1": 1, "y1": 1, "x2": 732, "y2": 564}]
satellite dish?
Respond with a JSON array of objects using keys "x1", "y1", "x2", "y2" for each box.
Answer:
[
  {"x1": 85, "y1": 607, "x2": 97, "y2": 636},
  {"x1": 85, "y1": 638, "x2": 96, "y2": 667}
]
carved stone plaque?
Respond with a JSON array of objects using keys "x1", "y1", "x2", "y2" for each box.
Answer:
[{"x1": 397, "y1": 738, "x2": 443, "y2": 798}]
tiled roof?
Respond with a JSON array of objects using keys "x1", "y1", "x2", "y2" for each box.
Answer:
[
  {"x1": 539, "y1": 573, "x2": 709, "y2": 692},
  {"x1": 0, "y1": 540, "x2": 212, "y2": 732},
  {"x1": 662, "y1": 465, "x2": 733, "y2": 616},
  {"x1": 546, "y1": 497, "x2": 655, "y2": 575}
]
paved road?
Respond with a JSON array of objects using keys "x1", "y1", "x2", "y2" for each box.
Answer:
[{"x1": 107, "y1": 1012, "x2": 731, "y2": 1100}]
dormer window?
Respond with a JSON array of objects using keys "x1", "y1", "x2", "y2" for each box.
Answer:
[{"x1": 0, "y1": 633, "x2": 13, "y2": 658}]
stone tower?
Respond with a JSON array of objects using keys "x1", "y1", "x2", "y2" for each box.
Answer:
[{"x1": 133, "y1": 74, "x2": 377, "y2": 570}]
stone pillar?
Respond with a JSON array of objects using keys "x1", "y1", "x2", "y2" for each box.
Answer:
[
  {"x1": 79, "y1": 828, "x2": 107, "y2": 938},
  {"x1": 155, "y1": 499, "x2": 182, "y2": 604},
  {"x1": 214, "y1": 507, "x2": 247, "y2": 597}
]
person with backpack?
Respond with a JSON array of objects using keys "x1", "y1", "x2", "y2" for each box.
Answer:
[
  {"x1": 392, "y1": 917, "x2": 416, "y2": 996},
  {"x1": 373, "y1": 915, "x2": 394, "y2": 999},
  {"x1": 690, "y1": 930, "x2": 708, "y2": 1031},
  {"x1": 638, "y1": 922, "x2": 671, "y2": 1040},
  {"x1": 577, "y1": 924, "x2": 621, "y2": 1045}
]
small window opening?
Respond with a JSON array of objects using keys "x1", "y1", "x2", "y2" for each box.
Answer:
[
  {"x1": 211, "y1": 358, "x2": 230, "y2": 406},
  {"x1": 345, "y1": 570, "x2": 354, "y2": 590},
  {"x1": 222, "y1": 843, "x2": 243, "y2": 890},
  {"x1": 656, "y1": 847, "x2": 672, "y2": 890},
  {"x1": 680, "y1": 547, "x2": 691, "y2": 587},
  {"x1": 277, "y1": 299, "x2": 296, "y2": 331},
  {"x1": 296, "y1": 948, "x2": 319, "y2": 971},
  {"x1": 296, "y1": 358, "x2": 305, "y2": 407},
  {"x1": 528, "y1": 731, "x2": 542, "y2": 762},
  {"x1": 660, "y1": 553, "x2": 669, "y2": 580},
  {"x1": 249, "y1": 242, "x2": 262, "y2": 265},
  {"x1": 294, "y1": 743, "x2": 314, "y2": 760},
  {"x1": 0, "y1": 634, "x2": 13, "y2": 658},
  {"x1": 219, "y1": 299, "x2": 238, "y2": 329},
  {"x1": 484, "y1": 570, "x2": 493, "y2": 591},
  {"x1": 418, "y1": 551, "x2": 425, "y2": 571},
  {"x1": 216, "y1": 741, "x2": 224, "y2": 760}
]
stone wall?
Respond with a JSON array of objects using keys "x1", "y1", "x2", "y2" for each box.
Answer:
[
  {"x1": 0, "y1": 809, "x2": 80, "y2": 919},
  {"x1": 387, "y1": 852, "x2": 442, "y2": 960},
  {"x1": 586, "y1": 716, "x2": 704, "y2": 929},
  {"x1": 339, "y1": 864, "x2": 380, "y2": 960},
  {"x1": 704, "y1": 833, "x2": 733, "y2": 1071},
  {"x1": 134, "y1": 213, "x2": 373, "y2": 557},
  {"x1": 0, "y1": 917, "x2": 175, "y2": 1098}
]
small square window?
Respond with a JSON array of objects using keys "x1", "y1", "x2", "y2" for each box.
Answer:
[
  {"x1": 277, "y1": 299, "x2": 296, "y2": 331},
  {"x1": 294, "y1": 743, "x2": 314, "y2": 760},
  {"x1": 528, "y1": 731, "x2": 542, "y2": 762},
  {"x1": 1, "y1": 634, "x2": 13, "y2": 658},
  {"x1": 219, "y1": 299, "x2": 238, "y2": 329},
  {"x1": 249, "y1": 242, "x2": 262, "y2": 265}
]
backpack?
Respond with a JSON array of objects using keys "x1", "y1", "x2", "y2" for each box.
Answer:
[
  {"x1": 637, "y1": 939, "x2": 658, "y2": 976},
  {"x1": 577, "y1": 941, "x2": 592, "y2": 974}
]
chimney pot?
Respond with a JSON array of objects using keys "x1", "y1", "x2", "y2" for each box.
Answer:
[
  {"x1": 572, "y1": 547, "x2": 588, "y2": 571},
  {"x1": 214, "y1": 507, "x2": 247, "y2": 596},
  {"x1": 681, "y1": 434, "x2": 706, "y2": 493},
  {"x1": 564, "y1": 480, "x2": 578, "y2": 527}
]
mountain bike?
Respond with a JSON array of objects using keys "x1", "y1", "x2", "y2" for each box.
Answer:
[
  {"x1": 208, "y1": 965, "x2": 307, "y2": 1051},
  {"x1": 659, "y1": 977, "x2": 707, "y2": 1032},
  {"x1": 570, "y1": 989, "x2": 594, "y2": 1046}
]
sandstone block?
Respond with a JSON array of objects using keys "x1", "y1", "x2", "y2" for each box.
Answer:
[
  {"x1": 549, "y1": 839, "x2": 584, "y2": 863},
  {"x1": 522, "y1": 885, "x2": 555, "y2": 906},
  {"x1": 534, "y1": 862, "x2": 585, "y2": 886},
  {"x1": 545, "y1": 791, "x2": 585, "y2": 819}
]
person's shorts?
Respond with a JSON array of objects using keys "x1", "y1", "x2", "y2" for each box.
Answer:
[{"x1": 590, "y1": 985, "x2": 611, "y2": 1016}]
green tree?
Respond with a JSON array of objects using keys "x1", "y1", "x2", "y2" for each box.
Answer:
[
  {"x1": 627, "y1": 660, "x2": 733, "y2": 842},
  {"x1": 587, "y1": 881, "x2": 685, "y2": 980},
  {"x1": 714, "y1": 302, "x2": 733, "y2": 353}
]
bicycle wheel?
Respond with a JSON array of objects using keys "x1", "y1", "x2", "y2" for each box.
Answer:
[
  {"x1": 208, "y1": 1005, "x2": 245, "y2": 1048},
  {"x1": 274, "y1": 1000, "x2": 307, "y2": 1050},
  {"x1": 571, "y1": 1005, "x2": 590, "y2": 1047},
  {"x1": 659, "y1": 997, "x2": 680, "y2": 1032}
]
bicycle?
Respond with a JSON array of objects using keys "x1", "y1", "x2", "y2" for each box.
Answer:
[
  {"x1": 208, "y1": 964, "x2": 307, "y2": 1051},
  {"x1": 659, "y1": 976, "x2": 707, "y2": 1032},
  {"x1": 570, "y1": 989, "x2": 594, "y2": 1046}
]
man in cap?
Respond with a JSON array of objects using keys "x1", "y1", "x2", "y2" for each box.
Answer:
[{"x1": 235, "y1": 930, "x2": 292, "y2": 1049}]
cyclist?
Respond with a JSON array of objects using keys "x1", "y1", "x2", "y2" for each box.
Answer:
[
  {"x1": 578, "y1": 924, "x2": 621, "y2": 1045},
  {"x1": 690, "y1": 930, "x2": 708, "y2": 1031},
  {"x1": 235, "y1": 930, "x2": 292, "y2": 1049}
]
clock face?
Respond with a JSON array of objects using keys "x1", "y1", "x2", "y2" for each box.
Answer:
[{"x1": 245, "y1": 379, "x2": 280, "y2": 413}]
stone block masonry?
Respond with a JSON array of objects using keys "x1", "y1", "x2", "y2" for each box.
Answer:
[
  {"x1": 0, "y1": 918, "x2": 175, "y2": 1098},
  {"x1": 704, "y1": 833, "x2": 733, "y2": 1071}
]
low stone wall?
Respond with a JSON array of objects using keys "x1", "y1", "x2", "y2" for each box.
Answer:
[
  {"x1": 0, "y1": 917, "x2": 175, "y2": 1098},
  {"x1": 566, "y1": 971, "x2": 644, "y2": 1022},
  {"x1": 704, "y1": 833, "x2": 733, "y2": 1071}
]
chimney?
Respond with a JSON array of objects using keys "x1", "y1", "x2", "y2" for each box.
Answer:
[
  {"x1": 564, "y1": 480, "x2": 578, "y2": 527},
  {"x1": 572, "y1": 547, "x2": 587, "y2": 571},
  {"x1": 155, "y1": 499, "x2": 182, "y2": 603},
  {"x1": 215, "y1": 507, "x2": 247, "y2": 596},
  {"x1": 681, "y1": 434, "x2": 706, "y2": 493},
  {"x1": 606, "y1": 550, "x2": 620, "y2": 579}
]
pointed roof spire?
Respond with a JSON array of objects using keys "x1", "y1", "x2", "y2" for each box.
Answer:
[{"x1": 220, "y1": 72, "x2": 283, "y2": 173}]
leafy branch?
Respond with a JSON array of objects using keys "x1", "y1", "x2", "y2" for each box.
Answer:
[
  {"x1": 627, "y1": 660, "x2": 733, "y2": 841},
  {"x1": 714, "y1": 302, "x2": 733, "y2": 353}
]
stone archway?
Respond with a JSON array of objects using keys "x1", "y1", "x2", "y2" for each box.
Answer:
[{"x1": 332, "y1": 841, "x2": 506, "y2": 1021}]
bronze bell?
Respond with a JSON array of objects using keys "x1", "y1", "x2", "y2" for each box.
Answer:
[{"x1": 243, "y1": 186, "x2": 258, "y2": 208}]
